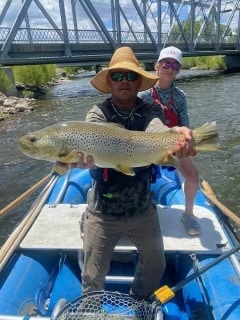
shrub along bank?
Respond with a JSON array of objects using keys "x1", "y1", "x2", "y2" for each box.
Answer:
[{"x1": 182, "y1": 55, "x2": 226, "y2": 70}]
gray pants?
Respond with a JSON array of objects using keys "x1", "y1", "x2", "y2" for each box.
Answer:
[{"x1": 82, "y1": 204, "x2": 166, "y2": 296}]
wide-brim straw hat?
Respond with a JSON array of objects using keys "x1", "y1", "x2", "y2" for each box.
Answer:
[{"x1": 91, "y1": 46, "x2": 158, "y2": 93}]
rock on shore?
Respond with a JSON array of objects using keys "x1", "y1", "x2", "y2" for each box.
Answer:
[{"x1": 0, "y1": 92, "x2": 35, "y2": 121}]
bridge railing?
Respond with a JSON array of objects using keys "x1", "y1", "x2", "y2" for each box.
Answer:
[
  {"x1": 0, "y1": 28, "x2": 9, "y2": 42},
  {"x1": 0, "y1": 27, "x2": 238, "y2": 49},
  {"x1": 0, "y1": 27, "x2": 160, "y2": 44}
]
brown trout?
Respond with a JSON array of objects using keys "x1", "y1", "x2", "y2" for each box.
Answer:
[{"x1": 18, "y1": 121, "x2": 219, "y2": 175}]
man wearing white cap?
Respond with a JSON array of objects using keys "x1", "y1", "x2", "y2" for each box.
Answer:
[{"x1": 139, "y1": 46, "x2": 201, "y2": 236}]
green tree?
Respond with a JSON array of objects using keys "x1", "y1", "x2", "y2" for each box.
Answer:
[
  {"x1": 171, "y1": 19, "x2": 201, "y2": 37},
  {"x1": 171, "y1": 18, "x2": 232, "y2": 42}
]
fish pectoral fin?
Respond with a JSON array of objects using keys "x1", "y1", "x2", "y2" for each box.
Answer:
[
  {"x1": 53, "y1": 163, "x2": 68, "y2": 175},
  {"x1": 116, "y1": 165, "x2": 135, "y2": 176},
  {"x1": 58, "y1": 149, "x2": 78, "y2": 163},
  {"x1": 58, "y1": 145, "x2": 71, "y2": 158},
  {"x1": 156, "y1": 152, "x2": 179, "y2": 167}
]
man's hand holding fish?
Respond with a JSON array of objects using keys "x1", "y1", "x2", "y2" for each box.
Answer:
[{"x1": 172, "y1": 126, "x2": 197, "y2": 158}]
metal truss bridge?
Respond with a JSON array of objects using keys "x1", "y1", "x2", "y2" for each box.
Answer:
[{"x1": 0, "y1": 0, "x2": 240, "y2": 66}]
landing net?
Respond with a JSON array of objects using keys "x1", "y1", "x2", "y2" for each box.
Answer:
[{"x1": 56, "y1": 291, "x2": 162, "y2": 319}]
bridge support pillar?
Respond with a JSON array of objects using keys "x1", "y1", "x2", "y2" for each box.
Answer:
[
  {"x1": 1, "y1": 67, "x2": 18, "y2": 96},
  {"x1": 224, "y1": 55, "x2": 240, "y2": 72},
  {"x1": 95, "y1": 65, "x2": 102, "y2": 74},
  {"x1": 144, "y1": 62, "x2": 154, "y2": 71}
]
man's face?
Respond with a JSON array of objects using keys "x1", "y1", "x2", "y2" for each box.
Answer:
[{"x1": 107, "y1": 69, "x2": 141, "y2": 105}]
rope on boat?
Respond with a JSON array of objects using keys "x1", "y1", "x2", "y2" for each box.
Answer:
[
  {"x1": 0, "y1": 173, "x2": 58, "y2": 271},
  {"x1": 200, "y1": 179, "x2": 240, "y2": 227},
  {"x1": 0, "y1": 173, "x2": 52, "y2": 218}
]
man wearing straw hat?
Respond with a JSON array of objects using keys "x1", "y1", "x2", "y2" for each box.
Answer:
[{"x1": 78, "y1": 46, "x2": 196, "y2": 297}]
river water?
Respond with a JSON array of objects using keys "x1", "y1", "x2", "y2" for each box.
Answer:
[{"x1": 1, "y1": 70, "x2": 240, "y2": 246}]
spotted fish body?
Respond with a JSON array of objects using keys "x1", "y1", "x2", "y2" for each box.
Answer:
[{"x1": 18, "y1": 121, "x2": 219, "y2": 175}]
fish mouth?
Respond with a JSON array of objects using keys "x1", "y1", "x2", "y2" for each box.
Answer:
[
  {"x1": 18, "y1": 142, "x2": 30, "y2": 151},
  {"x1": 18, "y1": 138, "x2": 37, "y2": 155}
]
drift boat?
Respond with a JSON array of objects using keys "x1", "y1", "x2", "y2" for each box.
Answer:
[{"x1": 0, "y1": 166, "x2": 240, "y2": 319}]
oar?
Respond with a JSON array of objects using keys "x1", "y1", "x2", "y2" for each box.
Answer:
[
  {"x1": 200, "y1": 178, "x2": 240, "y2": 227},
  {"x1": 0, "y1": 173, "x2": 52, "y2": 218},
  {"x1": 154, "y1": 241, "x2": 240, "y2": 304},
  {"x1": 0, "y1": 174, "x2": 58, "y2": 271}
]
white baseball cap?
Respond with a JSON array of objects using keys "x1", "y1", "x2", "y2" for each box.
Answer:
[{"x1": 158, "y1": 46, "x2": 182, "y2": 65}]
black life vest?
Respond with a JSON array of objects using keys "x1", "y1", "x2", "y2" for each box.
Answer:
[{"x1": 87, "y1": 98, "x2": 159, "y2": 216}]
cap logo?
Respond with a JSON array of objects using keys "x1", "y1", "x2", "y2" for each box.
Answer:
[{"x1": 167, "y1": 50, "x2": 177, "y2": 56}]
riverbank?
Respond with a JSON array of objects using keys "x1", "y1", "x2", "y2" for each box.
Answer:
[
  {"x1": 0, "y1": 76, "x2": 72, "y2": 121},
  {"x1": 0, "y1": 92, "x2": 35, "y2": 121},
  {"x1": 0, "y1": 69, "x2": 226, "y2": 121}
]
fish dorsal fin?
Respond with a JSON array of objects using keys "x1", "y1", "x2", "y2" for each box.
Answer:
[{"x1": 107, "y1": 122, "x2": 126, "y2": 129}]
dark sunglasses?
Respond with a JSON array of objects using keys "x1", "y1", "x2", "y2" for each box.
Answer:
[
  {"x1": 110, "y1": 71, "x2": 139, "y2": 82},
  {"x1": 161, "y1": 60, "x2": 181, "y2": 71}
]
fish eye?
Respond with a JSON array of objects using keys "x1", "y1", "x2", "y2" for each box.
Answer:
[{"x1": 29, "y1": 135, "x2": 37, "y2": 143}]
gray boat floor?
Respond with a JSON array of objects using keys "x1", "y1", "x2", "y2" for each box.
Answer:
[{"x1": 20, "y1": 204, "x2": 231, "y2": 254}]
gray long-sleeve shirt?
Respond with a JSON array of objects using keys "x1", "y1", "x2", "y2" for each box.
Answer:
[{"x1": 139, "y1": 83, "x2": 189, "y2": 127}]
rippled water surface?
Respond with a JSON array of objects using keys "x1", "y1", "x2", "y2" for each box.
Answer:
[{"x1": 1, "y1": 70, "x2": 240, "y2": 245}]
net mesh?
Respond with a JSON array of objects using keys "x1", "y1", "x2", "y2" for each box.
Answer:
[{"x1": 56, "y1": 291, "x2": 161, "y2": 319}]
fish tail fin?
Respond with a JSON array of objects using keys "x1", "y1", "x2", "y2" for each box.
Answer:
[{"x1": 192, "y1": 122, "x2": 220, "y2": 151}]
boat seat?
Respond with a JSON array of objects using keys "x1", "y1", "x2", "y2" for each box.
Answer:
[{"x1": 20, "y1": 203, "x2": 231, "y2": 254}]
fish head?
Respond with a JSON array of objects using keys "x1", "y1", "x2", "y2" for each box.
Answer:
[{"x1": 18, "y1": 126, "x2": 77, "y2": 163}]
